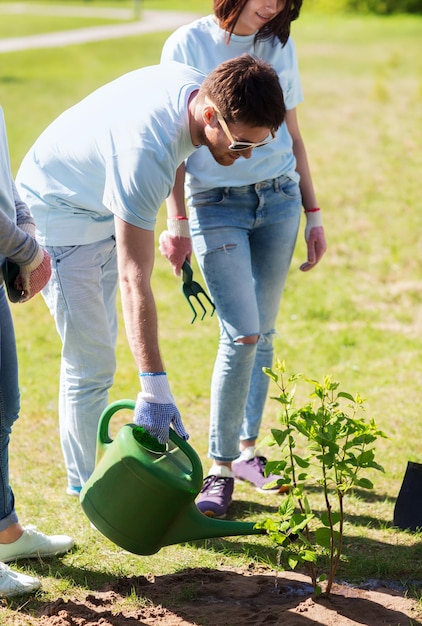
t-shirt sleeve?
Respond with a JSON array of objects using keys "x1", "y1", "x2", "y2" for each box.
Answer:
[{"x1": 103, "y1": 148, "x2": 173, "y2": 231}]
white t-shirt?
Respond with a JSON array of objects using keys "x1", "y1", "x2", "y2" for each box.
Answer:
[
  {"x1": 16, "y1": 63, "x2": 203, "y2": 246},
  {"x1": 161, "y1": 14, "x2": 303, "y2": 197}
]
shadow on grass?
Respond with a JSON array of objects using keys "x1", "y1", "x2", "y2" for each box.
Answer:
[{"x1": 184, "y1": 495, "x2": 422, "y2": 587}]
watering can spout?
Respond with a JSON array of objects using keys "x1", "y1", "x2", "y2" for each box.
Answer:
[
  {"x1": 80, "y1": 400, "x2": 266, "y2": 555},
  {"x1": 161, "y1": 502, "x2": 265, "y2": 548}
]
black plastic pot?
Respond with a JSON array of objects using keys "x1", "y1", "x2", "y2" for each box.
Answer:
[{"x1": 393, "y1": 461, "x2": 422, "y2": 532}]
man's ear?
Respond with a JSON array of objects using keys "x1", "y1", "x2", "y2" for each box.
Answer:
[{"x1": 202, "y1": 104, "x2": 218, "y2": 128}]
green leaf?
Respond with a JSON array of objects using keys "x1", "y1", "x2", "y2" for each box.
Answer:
[
  {"x1": 290, "y1": 513, "x2": 314, "y2": 532},
  {"x1": 315, "y1": 526, "x2": 333, "y2": 548},
  {"x1": 321, "y1": 511, "x2": 341, "y2": 527},
  {"x1": 357, "y1": 449, "x2": 375, "y2": 465},
  {"x1": 354, "y1": 477, "x2": 374, "y2": 489},
  {"x1": 265, "y1": 460, "x2": 286, "y2": 475},
  {"x1": 297, "y1": 472, "x2": 309, "y2": 481},
  {"x1": 315, "y1": 584, "x2": 323, "y2": 596},
  {"x1": 292, "y1": 454, "x2": 310, "y2": 468},
  {"x1": 302, "y1": 550, "x2": 318, "y2": 563},
  {"x1": 369, "y1": 461, "x2": 385, "y2": 473},
  {"x1": 278, "y1": 496, "x2": 296, "y2": 518},
  {"x1": 303, "y1": 496, "x2": 313, "y2": 515},
  {"x1": 263, "y1": 367, "x2": 278, "y2": 382},
  {"x1": 288, "y1": 555, "x2": 299, "y2": 569},
  {"x1": 274, "y1": 359, "x2": 286, "y2": 373},
  {"x1": 337, "y1": 391, "x2": 355, "y2": 402},
  {"x1": 271, "y1": 428, "x2": 291, "y2": 447}
]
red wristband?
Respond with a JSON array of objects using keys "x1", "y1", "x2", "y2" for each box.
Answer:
[{"x1": 304, "y1": 207, "x2": 320, "y2": 214}]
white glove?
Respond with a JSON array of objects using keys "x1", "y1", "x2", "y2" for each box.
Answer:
[{"x1": 134, "y1": 372, "x2": 189, "y2": 444}]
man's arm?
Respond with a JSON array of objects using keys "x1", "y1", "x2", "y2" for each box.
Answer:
[
  {"x1": 114, "y1": 215, "x2": 189, "y2": 443},
  {"x1": 114, "y1": 215, "x2": 163, "y2": 372}
]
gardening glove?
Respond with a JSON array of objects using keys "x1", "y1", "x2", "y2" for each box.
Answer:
[
  {"x1": 300, "y1": 208, "x2": 327, "y2": 272},
  {"x1": 159, "y1": 217, "x2": 192, "y2": 277},
  {"x1": 17, "y1": 247, "x2": 52, "y2": 302},
  {"x1": 134, "y1": 372, "x2": 189, "y2": 444}
]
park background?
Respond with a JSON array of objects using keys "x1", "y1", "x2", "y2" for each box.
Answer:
[{"x1": 0, "y1": 0, "x2": 421, "y2": 622}]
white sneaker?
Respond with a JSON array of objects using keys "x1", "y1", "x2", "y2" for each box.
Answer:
[
  {"x1": 0, "y1": 525, "x2": 74, "y2": 563},
  {"x1": 0, "y1": 562, "x2": 41, "y2": 597}
]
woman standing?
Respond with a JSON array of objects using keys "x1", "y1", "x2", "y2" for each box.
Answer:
[{"x1": 160, "y1": 0, "x2": 327, "y2": 518}]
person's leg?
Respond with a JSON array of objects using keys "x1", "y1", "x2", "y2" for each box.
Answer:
[
  {"x1": 189, "y1": 185, "x2": 263, "y2": 516},
  {"x1": 43, "y1": 236, "x2": 118, "y2": 490},
  {"x1": 0, "y1": 288, "x2": 73, "y2": 596},
  {"x1": 241, "y1": 175, "x2": 302, "y2": 444},
  {"x1": 190, "y1": 186, "x2": 262, "y2": 461},
  {"x1": 190, "y1": 178, "x2": 301, "y2": 514},
  {"x1": 0, "y1": 288, "x2": 20, "y2": 532},
  {"x1": 233, "y1": 176, "x2": 301, "y2": 490}
]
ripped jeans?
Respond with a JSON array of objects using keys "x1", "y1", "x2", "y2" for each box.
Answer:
[{"x1": 188, "y1": 175, "x2": 301, "y2": 462}]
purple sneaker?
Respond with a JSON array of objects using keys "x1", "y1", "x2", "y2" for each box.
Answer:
[
  {"x1": 196, "y1": 475, "x2": 234, "y2": 519},
  {"x1": 232, "y1": 456, "x2": 289, "y2": 494}
]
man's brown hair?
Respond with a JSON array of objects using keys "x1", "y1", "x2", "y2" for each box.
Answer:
[{"x1": 199, "y1": 54, "x2": 285, "y2": 131}]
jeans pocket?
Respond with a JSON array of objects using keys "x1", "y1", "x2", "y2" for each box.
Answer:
[
  {"x1": 46, "y1": 245, "x2": 80, "y2": 267},
  {"x1": 189, "y1": 188, "x2": 225, "y2": 209},
  {"x1": 278, "y1": 178, "x2": 301, "y2": 201}
]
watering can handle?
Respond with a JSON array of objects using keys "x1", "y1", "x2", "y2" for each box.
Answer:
[{"x1": 97, "y1": 399, "x2": 200, "y2": 464}]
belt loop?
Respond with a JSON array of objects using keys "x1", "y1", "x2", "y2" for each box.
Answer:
[{"x1": 273, "y1": 177, "x2": 279, "y2": 192}]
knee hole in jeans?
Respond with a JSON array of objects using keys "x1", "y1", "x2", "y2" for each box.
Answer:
[{"x1": 234, "y1": 334, "x2": 259, "y2": 345}]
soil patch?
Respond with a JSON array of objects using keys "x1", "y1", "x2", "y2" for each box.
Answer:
[{"x1": 14, "y1": 565, "x2": 422, "y2": 626}]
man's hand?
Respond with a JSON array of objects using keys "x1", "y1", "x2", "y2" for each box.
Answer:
[
  {"x1": 17, "y1": 248, "x2": 52, "y2": 301},
  {"x1": 300, "y1": 208, "x2": 327, "y2": 272},
  {"x1": 134, "y1": 372, "x2": 189, "y2": 444},
  {"x1": 134, "y1": 397, "x2": 188, "y2": 444},
  {"x1": 159, "y1": 217, "x2": 192, "y2": 276}
]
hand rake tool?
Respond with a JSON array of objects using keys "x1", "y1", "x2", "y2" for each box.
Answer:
[{"x1": 181, "y1": 260, "x2": 215, "y2": 323}]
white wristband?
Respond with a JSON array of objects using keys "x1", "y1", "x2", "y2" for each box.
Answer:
[
  {"x1": 138, "y1": 372, "x2": 174, "y2": 404},
  {"x1": 167, "y1": 218, "x2": 190, "y2": 238},
  {"x1": 304, "y1": 208, "x2": 323, "y2": 229}
]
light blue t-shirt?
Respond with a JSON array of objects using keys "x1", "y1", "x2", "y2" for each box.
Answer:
[
  {"x1": 161, "y1": 15, "x2": 303, "y2": 197},
  {"x1": 16, "y1": 63, "x2": 203, "y2": 246}
]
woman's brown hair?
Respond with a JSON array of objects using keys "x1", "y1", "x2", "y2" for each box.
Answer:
[{"x1": 214, "y1": 0, "x2": 303, "y2": 47}]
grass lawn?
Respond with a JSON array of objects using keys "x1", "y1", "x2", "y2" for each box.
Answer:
[{"x1": 1, "y1": 2, "x2": 422, "y2": 621}]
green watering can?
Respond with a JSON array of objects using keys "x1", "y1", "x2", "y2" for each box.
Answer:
[{"x1": 80, "y1": 400, "x2": 265, "y2": 555}]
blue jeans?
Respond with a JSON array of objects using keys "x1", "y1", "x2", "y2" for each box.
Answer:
[
  {"x1": 0, "y1": 287, "x2": 19, "y2": 530},
  {"x1": 188, "y1": 175, "x2": 301, "y2": 463},
  {"x1": 43, "y1": 237, "x2": 118, "y2": 488}
]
